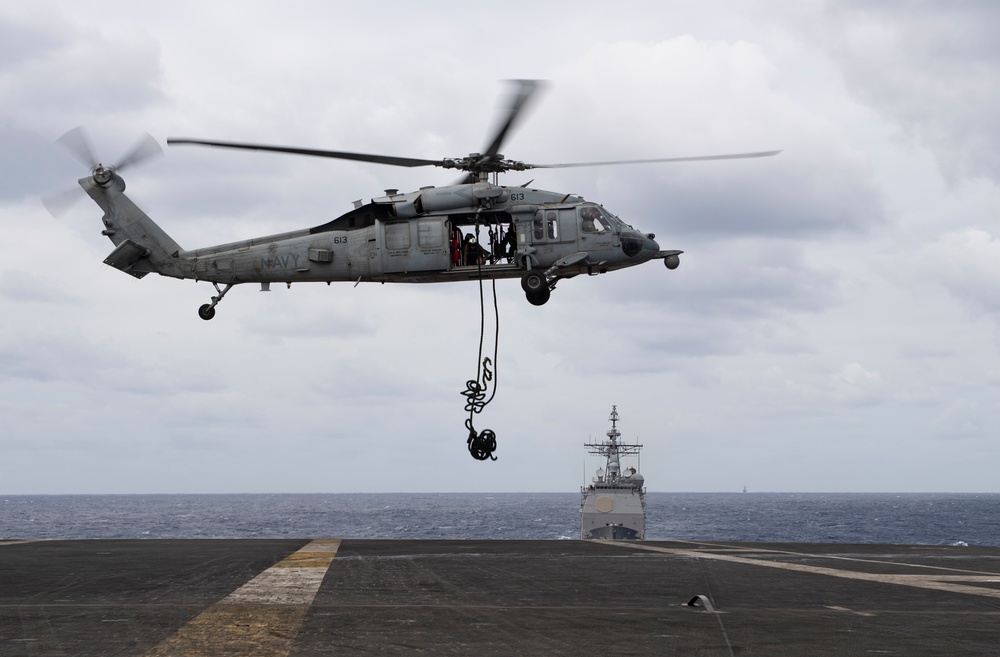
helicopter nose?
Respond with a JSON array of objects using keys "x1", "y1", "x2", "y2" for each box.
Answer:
[{"x1": 620, "y1": 229, "x2": 660, "y2": 258}]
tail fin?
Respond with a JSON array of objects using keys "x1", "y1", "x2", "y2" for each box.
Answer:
[{"x1": 82, "y1": 173, "x2": 186, "y2": 279}]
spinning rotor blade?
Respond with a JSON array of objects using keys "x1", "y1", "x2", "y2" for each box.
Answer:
[
  {"x1": 167, "y1": 138, "x2": 444, "y2": 168},
  {"x1": 525, "y1": 150, "x2": 782, "y2": 169},
  {"x1": 56, "y1": 126, "x2": 99, "y2": 169},
  {"x1": 54, "y1": 127, "x2": 164, "y2": 173},
  {"x1": 167, "y1": 82, "x2": 778, "y2": 178},
  {"x1": 114, "y1": 132, "x2": 164, "y2": 172},
  {"x1": 41, "y1": 187, "x2": 85, "y2": 218},
  {"x1": 482, "y1": 79, "x2": 543, "y2": 159}
]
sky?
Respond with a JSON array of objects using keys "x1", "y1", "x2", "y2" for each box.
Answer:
[{"x1": 2, "y1": 1, "x2": 1000, "y2": 493}]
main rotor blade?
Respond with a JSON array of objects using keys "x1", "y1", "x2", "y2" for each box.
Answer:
[
  {"x1": 56, "y1": 126, "x2": 98, "y2": 169},
  {"x1": 482, "y1": 79, "x2": 544, "y2": 159},
  {"x1": 524, "y1": 150, "x2": 782, "y2": 169},
  {"x1": 167, "y1": 138, "x2": 444, "y2": 168},
  {"x1": 115, "y1": 132, "x2": 164, "y2": 172}
]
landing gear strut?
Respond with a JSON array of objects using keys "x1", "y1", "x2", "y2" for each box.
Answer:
[
  {"x1": 519, "y1": 252, "x2": 589, "y2": 305},
  {"x1": 198, "y1": 282, "x2": 233, "y2": 320}
]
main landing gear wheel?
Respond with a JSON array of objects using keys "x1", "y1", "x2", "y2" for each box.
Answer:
[
  {"x1": 520, "y1": 271, "x2": 545, "y2": 294},
  {"x1": 526, "y1": 286, "x2": 550, "y2": 306},
  {"x1": 198, "y1": 304, "x2": 216, "y2": 321},
  {"x1": 521, "y1": 271, "x2": 551, "y2": 305}
]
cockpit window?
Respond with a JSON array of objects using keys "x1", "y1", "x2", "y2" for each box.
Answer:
[
  {"x1": 580, "y1": 205, "x2": 612, "y2": 233},
  {"x1": 601, "y1": 206, "x2": 626, "y2": 228}
]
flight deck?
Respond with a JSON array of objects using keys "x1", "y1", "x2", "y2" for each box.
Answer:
[{"x1": 2, "y1": 538, "x2": 999, "y2": 655}]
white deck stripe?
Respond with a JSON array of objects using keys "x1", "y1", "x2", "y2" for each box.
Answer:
[
  {"x1": 144, "y1": 539, "x2": 340, "y2": 657},
  {"x1": 221, "y1": 566, "x2": 332, "y2": 604},
  {"x1": 604, "y1": 541, "x2": 1000, "y2": 600}
]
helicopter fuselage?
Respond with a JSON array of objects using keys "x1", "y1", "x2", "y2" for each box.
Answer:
[{"x1": 85, "y1": 173, "x2": 681, "y2": 316}]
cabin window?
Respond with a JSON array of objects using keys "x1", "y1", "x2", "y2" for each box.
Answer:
[
  {"x1": 546, "y1": 211, "x2": 558, "y2": 239},
  {"x1": 417, "y1": 219, "x2": 444, "y2": 248},
  {"x1": 533, "y1": 211, "x2": 559, "y2": 241},
  {"x1": 384, "y1": 222, "x2": 410, "y2": 250}
]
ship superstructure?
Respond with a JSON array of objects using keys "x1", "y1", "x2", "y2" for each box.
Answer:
[{"x1": 580, "y1": 406, "x2": 646, "y2": 540}]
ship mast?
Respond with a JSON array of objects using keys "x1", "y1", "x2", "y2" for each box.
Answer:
[{"x1": 584, "y1": 405, "x2": 642, "y2": 485}]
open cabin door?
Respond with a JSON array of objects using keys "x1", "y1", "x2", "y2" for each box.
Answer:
[{"x1": 379, "y1": 218, "x2": 451, "y2": 273}]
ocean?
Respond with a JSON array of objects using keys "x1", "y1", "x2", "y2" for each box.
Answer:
[{"x1": 2, "y1": 493, "x2": 998, "y2": 546}]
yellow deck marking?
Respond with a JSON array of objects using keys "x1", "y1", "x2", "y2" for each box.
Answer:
[
  {"x1": 603, "y1": 541, "x2": 1000, "y2": 600},
  {"x1": 144, "y1": 539, "x2": 340, "y2": 657}
]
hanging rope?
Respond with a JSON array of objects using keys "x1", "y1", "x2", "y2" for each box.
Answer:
[{"x1": 461, "y1": 218, "x2": 501, "y2": 461}]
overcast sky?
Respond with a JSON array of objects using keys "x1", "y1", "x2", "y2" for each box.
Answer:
[{"x1": 2, "y1": 1, "x2": 999, "y2": 494}]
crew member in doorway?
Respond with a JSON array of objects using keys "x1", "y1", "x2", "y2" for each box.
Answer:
[
  {"x1": 463, "y1": 234, "x2": 489, "y2": 266},
  {"x1": 501, "y1": 222, "x2": 517, "y2": 262}
]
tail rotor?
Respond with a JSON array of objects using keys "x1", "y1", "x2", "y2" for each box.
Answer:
[{"x1": 42, "y1": 127, "x2": 164, "y2": 218}]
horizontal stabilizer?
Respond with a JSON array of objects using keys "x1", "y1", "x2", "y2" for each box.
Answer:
[{"x1": 104, "y1": 239, "x2": 150, "y2": 278}]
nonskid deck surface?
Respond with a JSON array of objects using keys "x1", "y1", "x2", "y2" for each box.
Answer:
[{"x1": 2, "y1": 539, "x2": 1000, "y2": 655}]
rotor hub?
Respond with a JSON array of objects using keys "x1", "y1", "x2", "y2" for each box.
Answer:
[
  {"x1": 92, "y1": 164, "x2": 115, "y2": 186},
  {"x1": 440, "y1": 154, "x2": 528, "y2": 174}
]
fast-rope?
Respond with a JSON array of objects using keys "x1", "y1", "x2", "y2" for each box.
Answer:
[{"x1": 460, "y1": 219, "x2": 501, "y2": 461}]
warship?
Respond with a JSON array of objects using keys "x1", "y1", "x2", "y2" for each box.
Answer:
[{"x1": 580, "y1": 405, "x2": 646, "y2": 540}]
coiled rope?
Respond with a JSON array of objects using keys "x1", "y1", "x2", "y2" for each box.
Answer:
[{"x1": 461, "y1": 220, "x2": 500, "y2": 461}]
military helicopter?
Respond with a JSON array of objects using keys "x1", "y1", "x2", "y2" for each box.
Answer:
[{"x1": 49, "y1": 81, "x2": 778, "y2": 318}]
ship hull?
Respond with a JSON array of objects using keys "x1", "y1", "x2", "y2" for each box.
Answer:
[
  {"x1": 580, "y1": 489, "x2": 646, "y2": 540},
  {"x1": 585, "y1": 524, "x2": 641, "y2": 540}
]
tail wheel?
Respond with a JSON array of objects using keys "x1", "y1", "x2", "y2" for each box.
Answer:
[{"x1": 198, "y1": 304, "x2": 216, "y2": 321}]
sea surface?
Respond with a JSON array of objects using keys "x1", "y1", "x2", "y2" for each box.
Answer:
[{"x1": 2, "y1": 493, "x2": 998, "y2": 546}]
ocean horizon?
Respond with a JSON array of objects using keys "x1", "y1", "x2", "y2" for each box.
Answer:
[{"x1": 3, "y1": 492, "x2": 998, "y2": 546}]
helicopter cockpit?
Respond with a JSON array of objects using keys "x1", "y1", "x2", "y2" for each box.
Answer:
[{"x1": 579, "y1": 204, "x2": 615, "y2": 233}]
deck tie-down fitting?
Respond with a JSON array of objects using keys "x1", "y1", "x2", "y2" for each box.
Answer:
[{"x1": 685, "y1": 595, "x2": 716, "y2": 612}]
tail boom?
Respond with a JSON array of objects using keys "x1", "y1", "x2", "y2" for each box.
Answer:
[{"x1": 81, "y1": 173, "x2": 186, "y2": 279}]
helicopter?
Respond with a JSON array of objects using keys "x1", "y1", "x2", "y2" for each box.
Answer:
[{"x1": 49, "y1": 81, "x2": 779, "y2": 318}]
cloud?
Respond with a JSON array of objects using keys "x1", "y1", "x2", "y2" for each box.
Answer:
[
  {"x1": 0, "y1": 12, "x2": 165, "y2": 130},
  {"x1": 921, "y1": 228, "x2": 1000, "y2": 316},
  {"x1": 506, "y1": 35, "x2": 887, "y2": 243},
  {"x1": 0, "y1": 331, "x2": 226, "y2": 395},
  {"x1": 817, "y1": 2, "x2": 1000, "y2": 184},
  {"x1": 830, "y1": 361, "x2": 884, "y2": 405},
  {"x1": 0, "y1": 270, "x2": 80, "y2": 304},
  {"x1": 929, "y1": 398, "x2": 982, "y2": 439}
]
